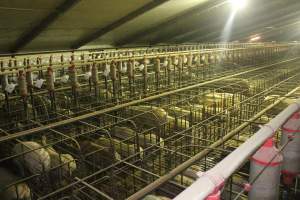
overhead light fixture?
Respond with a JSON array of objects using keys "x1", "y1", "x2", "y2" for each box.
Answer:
[
  {"x1": 220, "y1": 0, "x2": 248, "y2": 42},
  {"x1": 229, "y1": 0, "x2": 247, "y2": 10},
  {"x1": 250, "y1": 36, "x2": 261, "y2": 42}
]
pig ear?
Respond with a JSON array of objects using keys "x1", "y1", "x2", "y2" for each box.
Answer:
[
  {"x1": 24, "y1": 184, "x2": 32, "y2": 200},
  {"x1": 41, "y1": 135, "x2": 47, "y2": 146},
  {"x1": 17, "y1": 183, "x2": 26, "y2": 199}
]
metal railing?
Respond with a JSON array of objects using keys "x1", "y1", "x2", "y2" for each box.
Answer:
[{"x1": 174, "y1": 97, "x2": 300, "y2": 200}]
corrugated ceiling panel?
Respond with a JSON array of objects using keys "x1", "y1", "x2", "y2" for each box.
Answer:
[
  {"x1": 84, "y1": 0, "x2": 209, "y2": 48},
  {"x1": 141, "y1": 1, "x2": 229, "y2": 44},
  {"x1": 23, "y1": 0, "x2": 152, "y2": 52},
  {"x1": 0, "y1": 0, "x2": 63, "y2": 53},
  {"x1": 1, "y1": 0, "x2": 300, "y2": 54}
]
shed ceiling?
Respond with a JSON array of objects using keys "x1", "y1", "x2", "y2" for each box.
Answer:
[{"x1": 0, "y1": 0, "x2": 300, "y2": 54}]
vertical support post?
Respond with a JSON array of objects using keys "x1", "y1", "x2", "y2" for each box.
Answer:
[
  {"x1": 110, "y1": 60, "x2": 117, "y2": 102},
  {"x1": 18, "y1": 70, "x2": 28, "y2": 120},
  {"x1": 154, "y1": 57, "x2": 160, "y2": 91},
  {"x1": 69, "y1": 58, "x2": 79, "y2": 109},
  {"x1": 128, "y1": 59, "x2": 134, "y2": 97},
  {"x1": 46, "y1": 66, "x2": 56, "y2": 112}
]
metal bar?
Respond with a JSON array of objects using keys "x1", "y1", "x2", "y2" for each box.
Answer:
[
  {"x1": 28, "y1": 57, "x2": 300, "y2": 198},
  {"x1": 127, "y1": 85, "x2": 300, "y2": 200},
  {"x1": 1, "y1": 47, "x2": 251, "y2": 74},
  {"x1": 74, "y1": 177, "x2": 114, "y2": 200},
  {"x1": 0, "y1": 57, "x2": 297, "y2": 143},
  {"x1": 1, "y1": 42, "x2": 248, "y2": 57},
  {"x1": 10, "y1": 0, "x2": 81, "y2": 53},
  {"x1": 71, "y1": 0, "x2": 170, "y2": 49},
  {"x1": 175, "y1": 98, "x2": 300, "y2": 199}
]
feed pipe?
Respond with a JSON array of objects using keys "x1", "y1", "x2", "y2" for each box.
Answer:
[{"x1": 0, "y1": 45, "x2": 287, "y2": 74}]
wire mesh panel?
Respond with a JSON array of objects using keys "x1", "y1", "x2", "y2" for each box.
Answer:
[{"x1": 0, "y1": 43, "x2": 299, "y2": 200}]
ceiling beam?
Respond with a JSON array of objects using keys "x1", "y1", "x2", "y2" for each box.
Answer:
[
  {"x1": 10, "y1": 0, "x2": 80, "y2": 53},
  {"x1": 184, "y1": 1, "x2": 300, "y2": 43},
  {"x1": 174, "y1": 0, "x2": 284, "y2": 43},
  {"x1": 71, "y1": 0, "x2": 169, "y2": 49},
  {"x1": 220, "y1": 11, "x2": 300, "y2": 42},
  {"x1": 237, "y1": 20, "x2": 300, "y2": 42},
  {"x1": 115, "y1": 0, "x2": 224, "y2": 46},
  {"x1": 264, "y1": 31, "x2": 300, "y2": 41}
]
